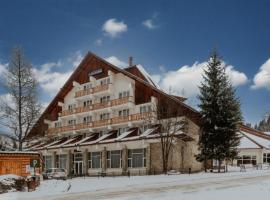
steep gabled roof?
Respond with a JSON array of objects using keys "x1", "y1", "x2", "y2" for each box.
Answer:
[{"x1": 27, "y1": 51, "x2": 201, "y2": 139}]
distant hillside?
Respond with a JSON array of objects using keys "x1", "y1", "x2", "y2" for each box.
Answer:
[{"x1": 255, "y1": 115, "x2": 270, "y2": 132}]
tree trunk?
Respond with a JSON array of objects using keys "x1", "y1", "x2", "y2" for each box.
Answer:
[
  {"x1": 204, "y1": 158, "x2": 207, "y2": 172},
  {"x1": 18, "y1": 55, "x2": 23, "y2": 151},
  {"x1": 218, "y1": 159, "x2": 221, "y2": 173}
]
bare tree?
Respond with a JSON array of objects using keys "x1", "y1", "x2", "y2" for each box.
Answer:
[
  {"x1": 146, "y1": 96, "x2": 187, "y2": 173},
  {"x1": 0, "y1": 47, "x2": 41, "y2": 150}
]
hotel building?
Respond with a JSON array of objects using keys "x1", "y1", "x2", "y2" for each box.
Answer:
[{"x1": 26, "y1": 52, "x2": 203, "y2": 176}]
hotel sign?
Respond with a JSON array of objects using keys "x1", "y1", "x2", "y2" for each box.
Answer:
[{"x1": 89, "y1": 68, "x2": 103, "y2": 76}]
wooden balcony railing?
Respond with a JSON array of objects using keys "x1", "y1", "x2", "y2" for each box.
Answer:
[
  {"x1": 111, "y1": 116, "x2": 129, "y2": 124},
  {"x1": 92, "y1": 84, "x2": 109, "y2": 93},
  {"x1": 75, "y1": 106, "x2": 91, "y2": 114},
  {"x1": 131, "y1": 112, "x2": 153, "y2": 121},
  {"x1": 60, "y1": 96, "x2": 132, "y2": 117},
  {"x1": 75, "y1": 84, "x2": 109, "y2": 98},
  {"x1": 93, "y1": 119, "x2": 110, "y2": 127},
  {"x1": 92, "y1": 102, "x2": 109, "y2": 110},
  {"x1": 111, "y1": 96, "x2": 129, "y2": 106},
  {"x1": 47, "y1": 112, "x2": 152, "y2": 135}
]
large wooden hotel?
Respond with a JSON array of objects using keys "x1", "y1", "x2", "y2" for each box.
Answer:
[{"x1": 26, "y1": 52, "x2": 204, "y2": 176}]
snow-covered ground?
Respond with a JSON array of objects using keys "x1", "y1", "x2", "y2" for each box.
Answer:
[{"x1": 2, "y1": 167, "x2": 270, "y2": 200}]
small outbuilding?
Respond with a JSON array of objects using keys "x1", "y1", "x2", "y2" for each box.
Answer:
[{"x1": 0, "y1": 151, "x2": 41, "y2": 177}]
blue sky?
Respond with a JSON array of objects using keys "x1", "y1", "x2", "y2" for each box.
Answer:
[{"x1": 0, "y1": 0, "x2": 270, "y2": 125}]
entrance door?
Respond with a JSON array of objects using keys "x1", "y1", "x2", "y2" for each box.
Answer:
[{"x1": 74, "y1": 161, "x2": 83, "y2": 175}]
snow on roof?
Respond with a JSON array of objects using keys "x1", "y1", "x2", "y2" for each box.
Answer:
[
  {"x1": 241, "y1": 131, "x2": 270, "y2": 149},
  {"x1": 0, "y1": 151, "x2": 39, "y2": 154},
  {"x1": 238, "y1": 134, "x2": 261, "y2": 149},
  {"x1": 82, "y1": 133, "x2": 113, "y2": 145},
  {"x1": 136, "y1": 64, "x2": 160, "y2": 89},
  {"x1": 42, "y1": 140, "x2": 62, "y2": 149},
  {"x1": 73, "y1": 135, "x2": 95, "y2": 146},
  {"x1": 139, "y1": 128, "x2": 157, "y2": 138},
  {"x1": 116, "y1": 130, "x2": 134, "y2": 141},
  {"x1": 48, "y1": 137, "x2": 76, "y2": 148}
]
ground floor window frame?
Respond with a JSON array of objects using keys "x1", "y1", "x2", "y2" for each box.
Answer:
[
  {"x1": 107, "y1": 150, "x2": 122, "y2": 168},
  {"x1": 43, "y1": 155, "x2": 52, "y2": 170},
  {"x1": 88, "y1": 152, "x2": 102, "y2": 169},
  {"x1": 128, "y1": 148, "x2": 146, "y2": 168},
  {"x1": 236, "y1": 155, "x2": 257, "y2": 165}
]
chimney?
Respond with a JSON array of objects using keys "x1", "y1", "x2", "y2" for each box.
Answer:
[{"x1": 128, "y1": 56, "x2": 133, "y2": 67}]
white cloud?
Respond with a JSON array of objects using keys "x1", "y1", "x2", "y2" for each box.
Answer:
[
  {"x1": 33, "y1": 62, "x2": 72, "y2": 96},
  {"x1": 225, "y1": 65, "x2": 249, "y2": 87},
  {"x1": 152, "y1": 61, "x2": 248, "y2": 97},
  {"x1": 251, "y1": 58, "x2": 270, "y2": 90},
  {"x1": 105, "y1": 56, "x2": 127, "y2": 68},
  {"x1": 0, "y1": 62, "x2": 8, "y2": 77},
  {"x1": 95, "y1": 38, "x2": 103, "y2": 46},
  {"x1": 102, "y1": 18, "x2": 127, "y2": 38},
  {"x1": 0, "y1": 93, "x2": 14, "y2": 108},
  {"x1": 142, "y1": 19, "x2": 156, "y2": 29},
  {"x1": 142, "y1": 12, "x2": 159, "y2": 30},
  {"x1": 69, "y1": 51, "x2": 83, "y2": 68}
]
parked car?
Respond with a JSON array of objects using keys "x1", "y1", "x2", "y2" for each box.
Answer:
[{"x1": 43, "y1": 168, "x2": 67, "y2": 180}]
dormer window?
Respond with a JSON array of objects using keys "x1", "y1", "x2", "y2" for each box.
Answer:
[
  {"x1": 100, "y1": 77, "x2": 110, "y2": 85},
  {"x1": 83, "y1": 116, "x2": 92, "y2": 124},
  {"x1": 118, "y1": 127, "x2": 128, "y2": 135},
  {"x1": 68, "y1": 104, "x2": 76, "y2": 110},
  {"x1": 83, "y1": 100, "x2": 92, "y2": 107},
  {"x1": 140, "y1": 105, "x2": 151, "y2": 113},
  {"x1": 119, "y1": 109, "x2": 129, "y2": 117},
  {"x1": 84, "y1": 84, "x2": 92, "y2": 91},
  {"x1": 100, "y1": 113, "x2": 110, "y2": 120},
  {"x1": 119, "y1": 91, "x2": 130, "y2": 99},
  {"x1": 68, "y1": 119, "x2": 76, "y2": 125},
  {"x1": 100, "y1": 96, "x2": 110, "y2": 103},
  {"x1": 55, "y1": 122, "x2": 62, "y2": 128}
]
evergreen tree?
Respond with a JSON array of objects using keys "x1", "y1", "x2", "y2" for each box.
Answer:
[{"x1": 196, "y1": 51, "x2": 242, "y2": 172}]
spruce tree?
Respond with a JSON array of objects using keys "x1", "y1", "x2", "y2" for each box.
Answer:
[{"x1": 196, "y1": 51, "x2": 242, "y2": 172}]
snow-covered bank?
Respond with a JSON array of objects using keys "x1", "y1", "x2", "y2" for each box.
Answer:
[
  {"x1": 0, "y1": 174, "x2": 24, "y2": 194},
  {"x1": 2, "y1": 168, "x2": 270, "y2": 200}
]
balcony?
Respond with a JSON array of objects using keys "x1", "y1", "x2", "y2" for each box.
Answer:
[
  {"x1": 47, "y1": 112, "x2": 152, "y2": 135},
  {"x1": 59, "y1": 96, "x2": 131, "y2": 117},
  {"x1": 75, "y1": 84, "x2": 109, "y2": 98},
  {"x1": 111, "y1": 116, "x2": 129, "y2": 124}
]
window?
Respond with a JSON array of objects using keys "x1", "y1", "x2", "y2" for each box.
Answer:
[
  {"x1": 119, "y1": 91, "x2": 130, "y2": 99},
  {"x1": 99, "y1": 130, "x2": 106, "y2": 137},
  {"x1": 56, "y1": 154, "x2": 67, "y2": 169},
  {"x1": 118, "y1": 109, "x2": 129, "y2": 117},
  {"x1": 83, "y1": 100, "x2": 92, "y2": 107},
  {"x1": 44, "y1": 156, "x2": 52, "y2": 170},
  {"x1": 100, "y1": 113, "x2": 110, "y2": 120},
  {"x1": 128, "y1": 149, "x2": 146, "y2": 168},
  {"x1": 236, "y1": 155, "x2": 256, "y2": 165},
  {"x1": 55, "y1": 122, "x2": 61, "y2": 128},
  {"x1": 263, "y1": 153, "x2": 270, "y2": 163},
  {"x1": 68, "y1": 119, "x2": 76, "y2": 125},
  {"x1": 74, "y1": 153, "x2": 83, "y2": 162},
  {"x1": 118, "y1": 127, "x2": 129, "y2": 135},
  {"x1": 140, "y1": 105, "x2": 151, "y2": 113},
  {"x1": 89, "y1": 152, "x2": 101, "y2": 168},
  {"x1": 107, "y1": 150, "x2": 122, "y2": 168},
  {"x1": 84, "y1": 84, "x2": 92, "y2": 90},
  {"x1": 68, "y1": 104, "x2": 76, "y2": 110},
  {"x1": 140, "y1": 124, "x2": 151, "y2": 133},
  {"x1": 100, "y1": 96, "x2": 110, "y2": 103},
  {"x1": 83, "y1": 116, "x2": 92, "y2": 124},
  {"x1": 100, "y1": 77, "x2": 110, "y2": 85}
]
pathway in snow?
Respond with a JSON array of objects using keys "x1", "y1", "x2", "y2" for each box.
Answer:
[{"x1": 17, "y1": 172, "x2": 270, "y2": 200}]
